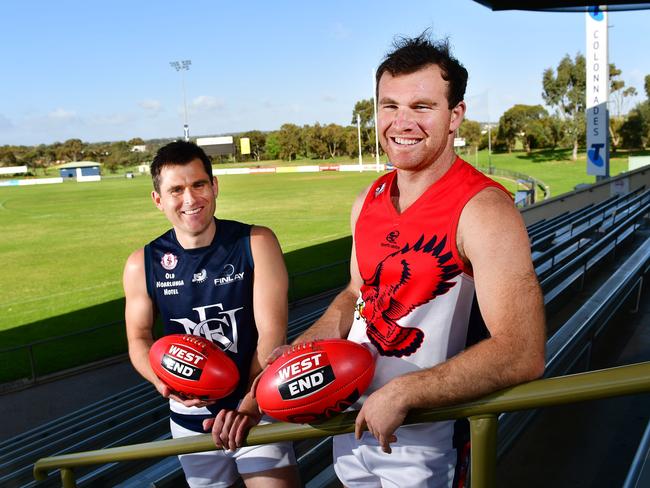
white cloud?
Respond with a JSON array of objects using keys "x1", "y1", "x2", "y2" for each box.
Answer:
[
  {"x1": 87, "y1": 113, "x2": 133, "y2": 127},
  {"x1": 322, "y1": 94, "x2": 337, "y2": 102},
  {"x1": 48, "y1": 108, "x2": 77, "y2": 121},
  {"x1": 138, "y1": 99, "x2": 162, "y2": 112},
  {"x1": 191, "y1": 95, "x2": 225, "y2": 112}
]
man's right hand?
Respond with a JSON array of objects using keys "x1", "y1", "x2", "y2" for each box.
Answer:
[
  {"x1": 249, "y1": 344, "x2": 292, "y2": 399},
  {"x1": 155, "y1": 380, "x2": 215, "y2": 408}
]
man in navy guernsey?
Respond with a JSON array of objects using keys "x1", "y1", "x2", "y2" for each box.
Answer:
[{"x1": 123, "y1": 141, "x2": 299, "y2": 488}]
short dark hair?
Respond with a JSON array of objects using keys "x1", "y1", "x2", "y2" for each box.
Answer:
[
  {"x1": 376, "y1": 32, "x2": 468, "y2": 109},
  {"x1": 150, "y1": 140, "x2": 213, "y2": 192}
]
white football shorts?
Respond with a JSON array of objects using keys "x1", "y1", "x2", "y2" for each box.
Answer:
[
  {"x1": 333, "y1": 422, "x2": 458, "y2": 488},
  {"x1": 170, "y1": 418, "x2": 296, "y2": 488}
]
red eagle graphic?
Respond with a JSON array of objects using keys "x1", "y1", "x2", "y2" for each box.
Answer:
[{"x1": 359, "y1": 234, "x2": 461, "y2": 357}]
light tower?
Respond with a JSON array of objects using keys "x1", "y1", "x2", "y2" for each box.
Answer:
[{"x1": 169, "y1": 59, "x2": 192, "y2": 141}]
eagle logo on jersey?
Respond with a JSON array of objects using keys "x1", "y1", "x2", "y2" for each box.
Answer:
[{"x1": 359, "y1": 234, "x2": 462, "y2": 357}]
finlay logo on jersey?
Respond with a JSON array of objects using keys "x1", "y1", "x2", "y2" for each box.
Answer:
[
  {"x1": 276, "y1": 352, "x2": 335, "y2": 400},
  {"x1": 160, "y1": 343, "x2": 206, "y2": 381},
  {"x1": 374, "y1": 182, "x2": 386, "y2": 198},
  {"x1": 213, "y1": 264, "x2": 244, "y2": 287},
  {"x1": 161, "y1": 253, "x2": 178, "y2": 271},
  {"x1": 170, "y1": 303, "x2": 242, "y2": 353}
]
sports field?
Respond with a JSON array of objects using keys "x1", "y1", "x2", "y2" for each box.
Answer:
[
  {"x1": 0, "y1": 150, "x2": 636, "y2": 334},
  {"x1": 0, "y1": 170, "x2": 381, "y2": 333},
  {"x1": 0, "y1": 149, "x2": 638, "y2": 382}
]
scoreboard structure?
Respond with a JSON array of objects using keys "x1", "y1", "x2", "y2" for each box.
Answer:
[{"x1": 196, "y1": 136, "x2": 236, "y2": 157}]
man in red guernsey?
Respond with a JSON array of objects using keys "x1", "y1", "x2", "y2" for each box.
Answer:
[{"x1": 296, "y1": 33, "x2": 546, "y2": 487}]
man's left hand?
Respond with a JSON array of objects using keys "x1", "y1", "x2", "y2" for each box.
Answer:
[
  {"x1": 203, "y1": 408, "x2": 262, "y2": 451},
  {"x1": 354, "y1": 381, "x2": 407, "y2": 454}
]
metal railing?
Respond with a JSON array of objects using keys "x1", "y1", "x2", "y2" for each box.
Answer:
[
  {"x1": 33, "y1": 361, "x2": 650, "y2": 488},
  {"x1": 477, "y1": 165, "x2": 551, "y2": 201}
]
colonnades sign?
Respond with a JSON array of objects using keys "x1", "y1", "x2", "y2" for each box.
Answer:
[{"x1": 586, "y1": 6, "x2": 609, "y2": 178}]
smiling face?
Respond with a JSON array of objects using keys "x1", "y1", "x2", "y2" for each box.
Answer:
[
  {"x1": 377, "y1": 64, "x2": 465, "y2": 173},
  {"x1": 151, "y1": 159, "x2": 218, "y2": 248}
]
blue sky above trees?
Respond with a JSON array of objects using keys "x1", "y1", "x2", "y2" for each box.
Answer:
[{"x1": 2, "y1": 0, "x2": 650, "y2": 145}]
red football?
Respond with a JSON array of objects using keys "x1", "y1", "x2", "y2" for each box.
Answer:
[
  {"x1": 149, "y1": 334, "x2": 239, "y2": 400},
  {"x1": 256, "y1": 339, "x2": 376, "y2": 423}
]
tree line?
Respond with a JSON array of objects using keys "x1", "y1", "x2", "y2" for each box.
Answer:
[{"x1": 2, "y1": 53, "x2": 650, "y2": 174}]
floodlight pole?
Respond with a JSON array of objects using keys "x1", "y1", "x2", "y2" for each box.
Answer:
[
  {"x1": 170, "y1": 59, "x2": 192, "y2": 141},
  {"x1": 488, "y1": 123, "x2": 492, "y2": 175},
  {"x1": 356, "y1": 113, "x2": 363, "y2": 171}
]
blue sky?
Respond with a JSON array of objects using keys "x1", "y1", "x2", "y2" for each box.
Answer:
[{"x1": 2, "y1": 0, "x2": 650, "y2": 146}]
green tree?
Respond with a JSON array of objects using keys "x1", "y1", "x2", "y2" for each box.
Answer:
[
  {"x1": 542, "y1": 115, "x2": 566, "y2": 149},
  {"x1": 61, "y1": 138, "x2": 85, "y2": 162},
  {"x1": 264, "y1": 132, "x2": 281, "y2": 160},
  {"x1": 277, "y1": 124, "x2": 302, "y2": 161},
  {"x1": 127, "y1": 137, "x2": 145, "y2": 146},
  {"x1": 498, "y1": 105, "x2": 549, "y2": 153},
  {"x1": 620, "y1": 102, "x2": 650, "y2": 149},
  {"x1": 322, "y1": 123, "x2": 347, "y2": 158},
  {"x1": 351, "y1": 99, "x2": 375, "y2": 128},
  {"x1": 351, "y1": 99, "x2": 379, "y2": 157},
  {"x1": 0, "y1": 147, "x2": 17, "y2": 166},
  {"x1": 242, "y1": 130, "x2": 266, "y2": 161},
  {"x1": 345, "y1": 126, "x2": 361, "y2": 158},
  {"x1": 609, "y1": 64, "x2": 638, "y2": 118},
  {"x1": 608, "y1": 64, "x2": 638, "y2": 152},
  {"x1": 304, "y1": 123, "x2": 329, "y2": 159},
  {"x1": 459, "y1": 119, "x2": 481, "y2": 152},
  {"x1": 542, "y1": 53, "x2": 586, "y2": 160}
]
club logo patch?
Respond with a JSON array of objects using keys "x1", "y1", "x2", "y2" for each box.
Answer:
[
  {"x1": 192, "y1": 269, "x2": 207, "y2": 283},
  {"x1": 276, "y1": 352, "x2": 335, "y2": 400},
  {"x1": 161, "y1": 253, "x2": 178, "y2": 271},
  {"x1": 375, "y1": 182, "x2": 386, "y2": 198},
  {"x1": 386, "y1": 230, "x2": 399, "y2": 243},
  {"x1": 160, "y1": 344, "x2": 206, "y2": 381}
]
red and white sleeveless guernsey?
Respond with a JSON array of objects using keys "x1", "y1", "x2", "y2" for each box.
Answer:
[{"x1": 348, "y1": 157, "x2": 509, "y2": 398}]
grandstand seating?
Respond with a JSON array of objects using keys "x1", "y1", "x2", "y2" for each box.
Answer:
[{"x1": 3, "y1": 189, "x2": 650, "y2": 487}]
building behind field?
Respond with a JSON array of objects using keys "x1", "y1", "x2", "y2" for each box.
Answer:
[{"x1": 57, "y1": 161, "x2": 101, "y2": 182}]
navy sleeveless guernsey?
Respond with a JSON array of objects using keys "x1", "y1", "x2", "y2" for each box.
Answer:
[{"x1": 144, "y1": 218, "x2": 257, "y2": 432}]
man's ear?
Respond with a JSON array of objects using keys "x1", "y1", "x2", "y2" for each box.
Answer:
[
  {"x1": 152, "y1": 190, "x2": 163, "y2": 211},
  {"x1": 212, "y1": 176, "x2": 219, "y2": 198},
  {"x1": 450, "y1": 101, "x2": 466, "y2": 132}
]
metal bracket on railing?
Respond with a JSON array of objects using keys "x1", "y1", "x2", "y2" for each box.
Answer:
[
  {"x1": 60, "y1": 467, "x2": 77, "y2": 488},
  {"x1": 470, "y1": 414, "x2": 498, "y2": 488}
]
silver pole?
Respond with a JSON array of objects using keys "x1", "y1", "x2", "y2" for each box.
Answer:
[
  {"x1": 357, "y1": 113, "x2": 363, "y2": 171},
  {"x1": 373, "y1": 69, "x2": 381, "y2": 172}
]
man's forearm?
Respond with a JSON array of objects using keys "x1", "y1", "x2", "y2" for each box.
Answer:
[
  {"x1": 128, "y1": 338, "x2": 160, "y2": 386},
  {"x1": 296, "y1": 286, "x2": 358, "y2": 343}
]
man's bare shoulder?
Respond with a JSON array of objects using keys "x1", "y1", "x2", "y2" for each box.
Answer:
[
  {"x1": 250, "y1": 225, "x2": 277, "y2": 239},
  {"x1": 352, "y1": 183, "x2": 374, "y2": 222},
  {"x1": 124, "y1": 248, "x2": 145, "y2": 274},
  {"x1": 458, "y1": 186, "x2": 529, "y2": 265},
  {"x1": 250, "y1": 225, "x2": 281, "y2": 252},
  {"x1": 462, "y1": 186, "x2": 521, "y2": 229}
]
